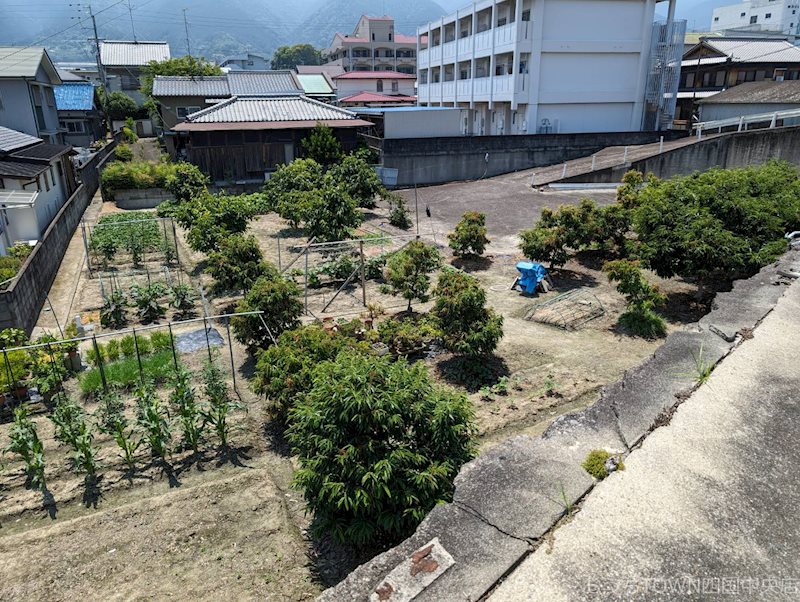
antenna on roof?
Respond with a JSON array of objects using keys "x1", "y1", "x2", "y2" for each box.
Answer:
[
  {"x1": 126, "y1": 0, "x2": 138, "y2": 42},
  {"x1": 183, "y1": 8, "x2": 191, "y2": 55}
]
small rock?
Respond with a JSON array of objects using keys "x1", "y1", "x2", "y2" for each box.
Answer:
[{"x1": 604, "y1": 456, "x2": 620, "y2": 474}]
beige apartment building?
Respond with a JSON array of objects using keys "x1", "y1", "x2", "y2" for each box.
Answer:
[{"x1": 322, "y1": 15, "x2": 421, "y2": 74}]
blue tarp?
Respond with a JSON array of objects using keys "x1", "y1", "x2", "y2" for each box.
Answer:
[
  {"x1": 515, "y1": 261, "x2": 549, "y2": 294},
  {"x1": 54, "y1": 82, "x2": 95, "y2": 111}
]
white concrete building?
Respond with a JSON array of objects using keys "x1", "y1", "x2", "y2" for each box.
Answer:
[
  {"x1": 712, "y1": 0, "x2": 800, "y2": 36},
  {"x1": 416, "y1": 0, "x2": 684, "y2": 134},
  {"x1": 323, "y1": 16, "x2": 420, "y2": 74}
]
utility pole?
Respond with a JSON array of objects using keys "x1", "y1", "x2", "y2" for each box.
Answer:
[
  {"x1": 183, "y1": 8, "x2": 191, "y2": 55},
  {"x1": 127, "y1": 0, "x2": 137, "y2": 42},
  {"x1": 87, "y1": 5, "x2": 107, "y2": 90}
]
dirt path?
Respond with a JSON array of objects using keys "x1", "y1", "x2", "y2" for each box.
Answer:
[{"x1": 33, "y1": 190, "x2": 104, "y2": 338}]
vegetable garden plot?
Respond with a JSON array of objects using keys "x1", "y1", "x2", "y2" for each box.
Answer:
[{"x1": 284, "y1": 234, "x2": 418, "y2": 319}]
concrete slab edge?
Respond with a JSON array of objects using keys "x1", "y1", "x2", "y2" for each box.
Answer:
[{"x1": 319, "y1": 250, "x2": 799, "y2": 602}]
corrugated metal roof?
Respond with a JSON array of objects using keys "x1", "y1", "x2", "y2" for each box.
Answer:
[
  {"x1": 0, "y1": 160, "x2": 48, "y2": 178},
  {"x1": 334, "y1": 70, "x2": 416, "y2": 80},
  {"x1": 54, "y1": 82, "x2": 96, "y2": 111},
  {"x1": 182, "y1": 95, "x2": 360, "y2": 124},
  {"x1": 152, "y1": 76, "x2": 230, "y2": 97},
  {"x1": 699, "y1": 80, "x2": 800, "y2": 104},
  {"x1": 0, "y1": 46, "x2": 61, "y2": 82},
  {"x1": 11, "y1": 143, "x2": 72, "y2": 161},
  {"x1": 0, "y1": 127, "x2": 41, "y2": 154},
  {"x1": 227, "y1": 71, "x2": 303, "y2": 96},
  {"x1": 99, "y1": 41, "x2": 171, "y2": 67},
  {"x1": 296, "y1": 74, "x2": 334, "y2": 95},
  {"x1": 704, "y1": 39, "x2": 800, "y2": 63}
]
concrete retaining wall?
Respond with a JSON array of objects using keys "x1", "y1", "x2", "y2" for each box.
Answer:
[
  {"x1": 557, "y1": 125, "x2": 800, "y2": 184},
  {"x1": 320, "y1": 249, "x2": 800, "y2": 602},
  {"x1": 114, "y1": 188, "x2": 173, "y2": 210},
  {"x1": 0, "y1": 140, "x2": 119, "y2": 333},
  {"x1": 382, "y1": 131, "x2": 686, "y2": 187}
]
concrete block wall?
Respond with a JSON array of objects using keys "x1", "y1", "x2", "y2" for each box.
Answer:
[
  {"x1": 0, "y1": 139, "x2": 119, "y2": 334},
  {"x1": 381, "y1": 131, "x2": 686, "y2": 186},
  {"x1": 557, "y1": 125, "x2": 800, "y2": 184}
]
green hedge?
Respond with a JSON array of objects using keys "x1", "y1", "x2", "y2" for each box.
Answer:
[{"x1": 100, "y1": 161, "x2": 178, "y2": 198}]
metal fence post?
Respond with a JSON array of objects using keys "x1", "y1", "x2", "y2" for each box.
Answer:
[
  {"x1": 659, "y1": 135, "x2": 664, "y2": 154},
  {"x1": 591, "y1": 155, "x2": 596, "y2": 171},
  {"x1": 202, "y1": 316, "x2": 212, "y2": 363},
  {"x1": 132, "y1": 328, "x2": 144, "y2": 384},
  {"x1": 561, "y1": 163, "x2": 567, "y2": 178},
  {"x1": 226, "y1": 319, "x2": 237, "y2": 394},
  {"x1": 359, "y1": 240, "x2": 367, "y2": 307},
  {"x1": 168, "y1": 323, "x2": 179, "y2": 371},
  {"x1": 92, "y1": 335, "x2": 108, "y2": 392}
]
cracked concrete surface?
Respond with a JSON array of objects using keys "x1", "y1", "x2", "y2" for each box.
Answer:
[
  {"x1": 490, "y1": 275, "x2": 800, "y2": 601},
  {"x1": 319, "y1": 251, "x2": 799, "y2": 602}
]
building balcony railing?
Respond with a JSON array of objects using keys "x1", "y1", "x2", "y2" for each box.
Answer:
[{"x1": 418, "y1": 20, "x2": 534, "y2": 67}]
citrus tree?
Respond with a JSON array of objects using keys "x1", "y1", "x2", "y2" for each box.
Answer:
[
  {"x1": 385, "y1": 240, "x2": 442, "y2": 312},
  {"x1": 448, "y1": 211, "x2": 490, "y2": 258},
  {"x1": 232, "y1": 268, "x2": 303, "y2": 350}
]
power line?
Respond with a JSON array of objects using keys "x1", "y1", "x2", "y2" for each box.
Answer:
[{"x1": 182, "y1": 8, "x2": 191, "y2": 55}]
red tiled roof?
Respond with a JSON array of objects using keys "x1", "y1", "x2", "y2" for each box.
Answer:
[
  {"x1": 339, "y1": 92, "x2": 416, "y2": 103},
  {"x1": 334, "y1": 70, "x2": 416, "y2": 80},
  {"x1": 394, "y1": 34, "x2": 418, "y2": 44}
]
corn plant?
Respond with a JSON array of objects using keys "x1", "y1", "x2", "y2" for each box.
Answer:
[
  {"x1": 49, "y1": 398, "x2": 84, "y2": 446},
  {"x1": 95, "y1": 389, "x2": 141, "y2": 470},
  {"x1": 170, "y1": 369, "x2": 204, "y2": 453},
  {"x1": 71, "y1": 420, "x2": 100, "y2": 477},
  {"x1": 202, "y1": 363, "x2": 240, "y2": 448},
  {"x1": 4, "y1": 405, "x2": 46, "y2": 490},
  {"x1": 135, "y1": 384, "x2": 172, "y2": 460}
]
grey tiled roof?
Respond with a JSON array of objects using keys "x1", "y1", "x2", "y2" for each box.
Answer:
[
  {"x1": 152, "y1": 76, "x2": 230, "y2": 97},
  {"x1": 0, "y1": 160, "x2": 48, "y2": 178},
  {"x1": 702, "y1": 39, "x2": 800, "y2": 63},
  {"x1": 99, "y1": 41, "x2": 171, "y2": 67},
  {"x1": 185, "y1": 96, "x2": 358, "y2": 123},
  {"x1": 227, "y1": 71, "x2": 303, "y2": 96},
  {"x1": 700, "y1": 80, "x2": 800, "y2": 104},
  {"x1": 0, "y1": 127, "x2": 41, "y2": 154}
]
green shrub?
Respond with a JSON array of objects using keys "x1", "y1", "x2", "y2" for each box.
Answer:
[
  {"x1": 8, "y1": 243, "x2": 33, "y2": 262},
  {"x1": 449, "y1": 211, "x2": 490, "y2": 258},
  {"x1": 385, "y1": 191, "x2": 412, "y2": 230},
  {"x1": 100, "y1": 161, "x2": 175, "y2": 199},
  {"x1": 149, "y1": 330, "x2": 173, "y2": 352},
  {"x1": 182, "y1": 192, "x2": 258, "y2": 252},
  {"x1": 265, "y1": 159, "x2": 324, "y2": 227},
  {"x1": 206, "y1": 234, "x2": 270, "y2": 292},
  {"x1": 301, "y1": 123, "x2": 343, "y2": 166},
  {"x1": 115, "y1": 143, "x2": 134, "y2": 162},
  {"x1": 253, "y1": 324, "x2": 367, "y2": 425},
  {"x1": 327, "y1": 153, "x2": 384, "y2": 208},
  {"x1": 377, "y1": 315, "x2": 442, "y2": 356},
  {"x1": 603, "y1": 260, "x2": 667, "y2": 339},
  {"x1": 385, "y1": 240, "x2": 442, "y2": 312},
  {"x1": 232, "y1": 268, "x2": 303, "y2": 350},
  {"x1": 120, "y1": 335, "x2": 136, "y2": 358},
  {"x1": 519, "y1": 213, "x2": 569, "y2": 269},
  {"x1": 163, "y1": 162, "x2": 209, "y2": 204},
  {"x1": 105, "y1": 339, "x2": 121, "y2": 362},
  {"x1": 303, "y1": 186, "x2": 363, "y2": 243},
  {"x1": 432, "y1": 268, "x2": 503, "y2": 356},
  {"x1": 582, "y1": 449, "x2": 624, "y2": 480},
  {"x1": 0, "y1": 255, "x2": 22, "y2": 286},
  {"x1": 287, "y1": 351, "x2": 477, "y2": 546}
]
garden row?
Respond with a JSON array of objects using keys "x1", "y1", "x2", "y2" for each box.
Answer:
[{"x1": 4, "y1": 363, "x2": 240, "y2": 493}]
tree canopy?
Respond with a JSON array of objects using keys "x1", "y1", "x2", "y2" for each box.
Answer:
[
  {"x1": 140, "y1": 55, "x2": 222, "y2": 118},
  {"x1": 271, "y1": 44, "x2": 322, "y2": 70},
  {"x1": 287, "y1": 351, "x2": 477, "y2": 546}
]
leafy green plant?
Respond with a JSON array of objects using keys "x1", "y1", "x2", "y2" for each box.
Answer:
[
  {"x1": 253, "y1": 324, "x2": 367, "y2": 425},
  {"x1": 135, "y1": 384, "x2": 172, "y2": 460},
  {"x1": 95, "y1": 390, "x2": 141, "y2": 470},
  {"x1": 49, "y1": 398, "x2": 84, "y2": 445},
  {"x1": 70, "y1": 419, "x2": 100, "y2": 478},
  {"x1": 115, "y1": 143, "x2": 134, "y2": 162},
  {"x1": 603, "y1": 260, "x2": 667, "y2": 339},
  {"x1": 202, "y1": 363, "x2": 240, "y2": 448},
  {"x1": 327, "y1": 153, "x2": 383, "y2": 208},
  {"x1": 130, "y1": 283, "x2": 167, "y2": 324},
  {"x1": 105, "y1": 339, "x2": 121, "y2": 362},
  {"x1": 79, "y1": 351, "x2": 179, "y2": 394},
  {"x1": 301, "y1": 123, "x2": 343, "y2": 166},
  {"x1": 302, "y1": 186, "x2": 363, "y2": 243},
  {"x1": 163, "y1": 161, "x2": 210, "y2": 204},
  {"x1": 101, "y1": 289, "x2": 128, "y2": 329},
  {"x1": 169, "y1": 284, "x2": 195, "y2": 316},
  {"x1": 519, "y1": 212, "x2": 569, "y2": 269},
  {"x1": 4, "y1": 405, "x2": 46, "y2": 490},
  {"x1": 170, "y1": 369, "x2": 204, "y2": 452},
  {"x1": 582, "y1": 449, "x2": 624, "y2": 480},
  {"x1": 385, "y1": 240, "x2": 442, "y2": 312},
  {"x1": 232, "y1": 268, "x2": 303, "y2": 350},
  {"x1": 287, "y1": 351, "x2": 477, "y2": 546},
  {"x1": 449, "y1": 211, "x2": 490, "y2": 258},
  {"x1": 377, "y1": 315, "x2": 442, "y2": 356},
  {"x1": 385, "y1": 191, "x2": 412, "y2": 230},
  {"x1": 149, "y1": 331, "x2": 173, "y2": 353},
  {"x1": 206, "y1": 234, "x2": 270, "y2": 293},
  {"x1": 120, "y1": 335, "x2": 136, "y2": 358},
  {"x1": 432, "y1": 268, "x2": 503, "y2": 356},
  {"x1": 180, "y1": 192, "x2": 258, "y2": 252}
]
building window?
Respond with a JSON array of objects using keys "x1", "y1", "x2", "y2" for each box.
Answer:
[
  {"x1": 750, "y1": 15, "x2": 758, "y2": 23},
  {"x1": 766, "y1": 12, "x2": 772, "y2": 18},
  {"x1": 714, "y1": 16, "x2": 719, "y2": 21},
  {"x1": 391, "y1": 81, "x2": 399, "y2": 92},
  {"x1": 377, "y1": 80, "x2": 384, "y2": 92},
  {"x1": 121, "y1": 75, "x2": 141, "y2": 90},
  {"x1": 372, "y1": 33, "x2": 375, "y2": 41},
  {"x1": 389, "y1": 32, "x2": 392, "y2": 41},
  {"x1": 685, "y1": 72, "x2": 695, "y2": 87},
  {"x1": 715, "y1": 70, "x2": 726, "y2": 86},
  {"x1": 0, "y1": 90, "x2": 4, "y2": 109},
  {"x1": 176, "y1": 106, "x2": 201, "y2": 118},
  {"x1": 522, "y1": 9, "x2": 531, "y2": 21},
  {"x1": 741, "y1": 12, "x2": 746, "y2": 16},
  {"x1": 63, "y1": 121, "x2": 85, "y2": 133},
  {"x1": 497, "y1": 17, "x2": 507, "y2": 26}
]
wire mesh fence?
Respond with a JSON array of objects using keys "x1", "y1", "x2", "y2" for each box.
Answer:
[
  {"x1": 283, "y1": 234, "x2": 420, "y2": 319},
  {"x1": 0, "y1": 311, "x2": 262, "y2": 421}
]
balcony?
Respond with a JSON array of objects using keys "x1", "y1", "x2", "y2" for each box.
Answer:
[
  {"x1": 419, "y1": 48, "x2": 429, "y2": 66},
  {"x1": 430, "y1": 45, "x2": 442, "y2": 63},
  {"x1": 443, "y1": 40, "x2": 457, "y2": 60},
  {"x1": 494, "y1": 23, "x2": 516, "y2": 51},
  {"x1": 473, "y1": 76, "x2": 492, "y2": 98},
  {"x1": 493, "y1": 74, "x2": 514, "y2": 99},
  {"x1": 457, "y1": 79, "x2": 471, "y2": 98},
  {"x1": 442, "y1": 81, "x2": 455, "y2": 97},
  {"x1": 475, "y1": 29, "x2": 492, "y2": 53},
  {"x1": 457, "y1": 36, "x2": 473, "y2": 55}
]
